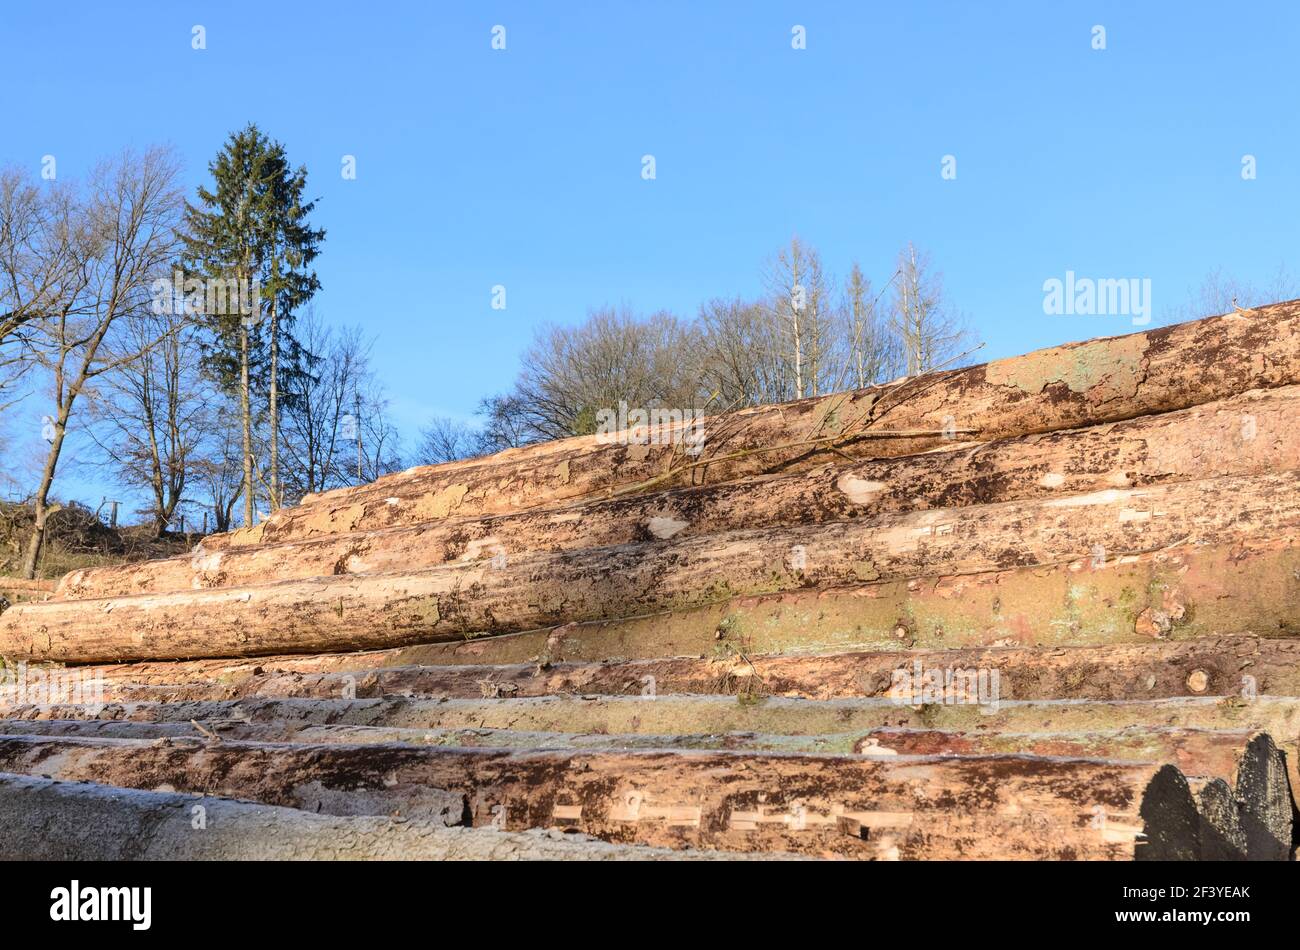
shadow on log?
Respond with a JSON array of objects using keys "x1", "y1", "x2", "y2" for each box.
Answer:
[{"x1": 1138, "y1": 733, "x2": 1296, "y2": 860}]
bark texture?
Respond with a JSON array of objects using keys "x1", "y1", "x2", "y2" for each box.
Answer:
[
  {"x1": 30, "y1": 635, "x2": 1300, "y2": 707},
  {"x1": 0, "y1": 733, "x2": 1188, "y2": 859},
  {"x1": 200, "y1": 300, "x2": 1300, "y2": 549},
  {"x1": 43, "y1": 536, "x2": 1297, "y2": 681},
  {"x1": 0, "y1": 772, "x2": 771, "y2": 860},
  {"x1": 6, "y1": 301, "x2": 1300, "y2": 859},
  {"x1": 5, "y1": 471, "x2": 1298, "y2": 663},
  {"x1": 54, "y1": 385, "x2": 1300, "y2": 601},
  {"x1": 0, "y1": 717, "x2": 1261, "y2": 777},
  {"x1": 9, "y1": 694, "x2": 1298, "y2": 747}
]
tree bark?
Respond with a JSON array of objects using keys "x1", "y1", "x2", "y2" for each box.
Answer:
[
  {"x1": 239, "y1": 322, "x2": 255, "y2": 527},
  {"x1": 0, "y1": 733, "x2": 1213, "y2": 859},
  {"x1": 5, "y1": 470, "x2": 1299, "y2": 663},
  {"x1": 0, "y1": 772, "x2": 760, "y2": 860},
  {"x1": 9, "y1": 692, "x2": 1299, "y2": 753},
  {"x1": 0, "y1": 717, "x2": 1265, "y2": 779},
  {"x1": 52, "y1": 534, "x2": 1297, "y2": 678},
  {"x1": 54, "y1": 385, "x2": 1300, "y2": 601},
  {"x1": 203, "y1": 299, "x2": 1300, "y2": 551},
  {"x1": 20, "y1": 407, "x2": 69, "y2": 579},
  {"x1": 43, "y1": 634, "x2": 1300, "y2": 709}
]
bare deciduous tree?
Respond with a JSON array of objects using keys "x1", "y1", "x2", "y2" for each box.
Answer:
[
  {"x1": 841, "y1": 262, "x2": 902, "y2": 388},
  {"x1": 697, "y1": 296, "x2": 783, "y2": 407},
  {"x1": 1173, "y1": 267, "x2": 1298, "y2": 323},
  {"x1": 89, "y1": 308, "x2": 207, "y2": 537},
  {"x1": 0, "y1": 170, "x2": 81, "y2": 400},
  {"x1": 20, "y1": 147, "x2": 183, "y2": 577},
  {"x1": 891, "y1": 241, "x2": 967, "y2": 376},
  {"x1": 279, "y1": 311, "x2": 402, "y2": 500},
  {"x1": 510, "y1": 306, "x2": 704, "y2": 441},
  {"x1": 193, "y1": 407, "x2": 244, "y2": 534},
  {"x1": 415, "y1": 415, "x2": 481, "y2": 465},
  {"x1": 354, "y1": 383, "x2": 404, "y2": 484},
  {"x1": 475, "y1": 393, "x2": 534, "y2": 453},
  {"x1": 762, "y1": 236, "x2": 837, "y2": 399},
  {"x1": 280, "y1": 313, "x2": 358, "y2": 500}
]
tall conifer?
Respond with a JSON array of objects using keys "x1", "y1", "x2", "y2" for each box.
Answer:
[{"x1": 183, "y1": 124, "x2": 323, "y2": 523}]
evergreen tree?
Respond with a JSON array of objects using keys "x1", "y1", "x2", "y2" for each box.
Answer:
[
  {"x1": 182, "y1": 124, "x2": 323, "y2": 524},
  {"x1": 262, "y1": 150, "x2": 324, "y2": 508}
]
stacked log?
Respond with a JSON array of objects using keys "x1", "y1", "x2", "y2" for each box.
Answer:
[
  {"x1": 0, "y1": 733, "x2": 1221, "y2": 859},
  {"x1": 2, "y1": 299, "x2": 1300, "y2": 860},
  {"x1": 0, "y1": 773, "x2": 779, "y2": 861},
  {"x1": 51, "y1": 385, "x2": 1300, "y2": 601},
  {"x1": 200, "y1": 299, "x2": 1300, "y2": 547},
  {"x1": 5, "y1": 470, "x2": 1298, "y2": 663}
]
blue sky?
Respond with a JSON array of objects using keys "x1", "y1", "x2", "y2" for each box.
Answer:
[{"x1": 2, "y1": 0, "x2": 1298, "y2": 504}]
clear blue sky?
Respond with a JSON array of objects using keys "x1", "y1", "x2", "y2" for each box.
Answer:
[{"x1": 2, "y1": 0, "x2": 1298, "y2": 505}]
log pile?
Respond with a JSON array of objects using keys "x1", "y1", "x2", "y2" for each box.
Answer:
[{"x1": 2, "y1": 299, "x2": 1299, "y2": 860}]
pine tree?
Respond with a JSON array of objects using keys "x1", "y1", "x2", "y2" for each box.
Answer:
[
  {"x1": 182, "y1": 125, "x2": 323, "y2": 524},
  {"x1": 262, "y1": 152, "x2": 324, "y2": 508}
]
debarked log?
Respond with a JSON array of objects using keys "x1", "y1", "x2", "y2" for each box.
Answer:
[
  {"x1": 55, "y1": 385, "x2": 1300, "y2": 601},
  {"x1": 8, "y1": 695, "x2": 1299, "y2": 748},
  {"x1": 0, "y1": 733, "x2": 1232, "y2": 859},
  {"x1": 0, "y1": 772, "x2": 775, "y2": 860},
  {"x1": 4, "y1": 470, "x2": 1299, "y2": 663},
  {"x1": 45, "y1": 537, "x2": 1300, "y2": 680},
  {"x1": 0, "y1": 716, "x2": 1266, "y2": 779},
  {"x1": 201, "y1": 300, "x2": 1300, "y2": 550},
  {"x1": 34, "y1": 635, "x2": 1300, "y2": 709}
]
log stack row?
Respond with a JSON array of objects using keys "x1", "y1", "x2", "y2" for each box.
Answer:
[{"x1": 2, "y1": 300, "x2": 1300, "y2": 859}]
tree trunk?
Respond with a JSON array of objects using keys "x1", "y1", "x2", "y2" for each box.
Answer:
[
  {"x1": 9, "y1": 691, "x2": 1298, "y2": 754},
  {"x1": 205, "y1": 300, "x2": 1300, "y2": 551},
  {"x1": 0, "y1": 717, "x2": 1265, "y2": 777},
  {"x1": 48, "y1": 634, "x2": 1300, "y2": 710},
  {"x1": 20, "y1": 410, "x2": 69, "y2": 579},
  {"x1": 145, "y1": 404, "x2": 168, "y2": 538},
  {"x1": 0, "y1": 734, "x2": 1217, "y2": 859},
  {"x1": 239, "y1": 323, "x2": 255, "y2": 527},
  {"x1": 268, "y1": 252, "x2": 280, "y2": 510},
  {"x1": 53, "y1": 385, "x2": 1300, "y2": 600},
  {"x1": 6, "y1": 469, "x2": 1299, "y2": 663},
  {"x1": 0, "y1": 772, "x2": 756, "y2": 861}
]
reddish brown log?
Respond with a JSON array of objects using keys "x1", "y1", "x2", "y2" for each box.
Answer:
[
  {"x1": 0, "y1": 717, "x2": 1262, "y2": 780},
  {"x1": 35, "y1": 635, "x2": 1298, "y2": 706},
  {"x1": 55, "y1": 385, "x2": 1300, "y2": 602},
  {"x1": 202, "y1": 300, "x2": 1300, "y2": 550},
  {"x1": 0, "y1": 732, "x2": 1206, "y2": 859},
  {"x1": 0, "y1": 772, "x2": 765, "y2": 860},
  {"x1": 2, "y1": 470, "x2": 1297, "y2": 663}
]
